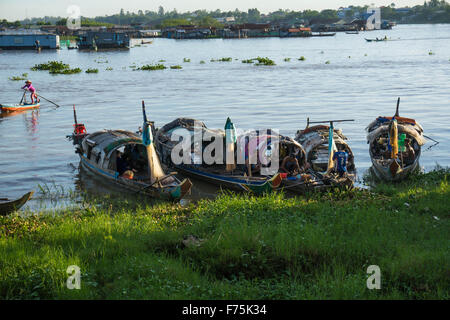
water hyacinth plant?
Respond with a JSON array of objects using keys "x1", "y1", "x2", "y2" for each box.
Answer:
[
  {"x1": 139, "y1": 64, "x2": 167, "y2": 71},
  {"x1": 284, "y1": 58, "x2": 291, "y2": 62},
  {"x1": 170, "y1": 65, "x2": 182, "y2": 69},
  {"x1": 298, "y1": 56, "x2": 306, "y2": 61},
  {"x1": 183, "y1": 58, "x2": 191, "y2": 63},
  {"x1": 85, "y1": 68, "x2": 99, "y2": 73},
  {"x1": 9, "y1": 73, "x2": 28, "y2": 81},
  {"x1": 254, "y1": 57, "x2": 276, "y2": 66},
  {"x1": 31, "y1": 60, "x2": 82, "y2": 75},
  {"x1": 242, "y1": 59, "x2": 255, "y2": 64}
]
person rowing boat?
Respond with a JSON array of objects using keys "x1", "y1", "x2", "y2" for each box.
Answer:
[{"x1": 21, "y1": 80, "x2": 40, "y2": 104}]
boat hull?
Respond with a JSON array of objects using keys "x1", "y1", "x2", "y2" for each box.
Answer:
[
  {"x1": 370, "y1": 158, "x2": 420, "y2": 181},
  {"x1": 0, "y1": 191, "x2": 34, "y2": 216},
  {"x1": 80, "y1": 155, "x2": 190, "y2": 200},
  {"x1": 174, "y1": 165, "x2": 281, "y2": 194},
  {"x1": 0, "y1": 103, "x2": 40, "y2": 113}
]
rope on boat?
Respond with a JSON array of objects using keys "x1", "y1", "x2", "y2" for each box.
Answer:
[{"x1": 423, "y1": 135, "x2": 440, "y2": 151}]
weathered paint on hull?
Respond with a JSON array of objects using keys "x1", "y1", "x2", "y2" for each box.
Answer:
[
  {"x1": 0, "y1": 191, "x2": 34, "y2": 216},
  {"x1": 370, "y1": 158, "x2": 420, "y2": 181},
  {"x1": 0, "y1": 103, "x2": 40, "y2": 113},
  {"x1": 80, "y1": 156, "x2": 188, "y2": 200},
  {"x1": 175, "y1": 165, "x2": 280, "y2": 194}
]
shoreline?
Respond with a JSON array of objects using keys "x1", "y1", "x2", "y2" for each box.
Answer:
[{"x1": 1, "y1": 168, "x2": 448, "y2": 299}]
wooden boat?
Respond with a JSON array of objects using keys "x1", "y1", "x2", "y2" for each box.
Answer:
[
  {"x1": 0, "y1": 191, "x2": 34, "y2": 216},
  {"x1": 366, "y1": 98, "x2": 426, "y2": 181},
  {"x1": 155, "y1": 118, "x2": 283, "y2": 194},
  {"x1": 294, "y1": 119, "x2": 356, "y2": 187},
  {"x1": 365, "y1": 38, "x2": 389, "y2": 42},
  {"x1": 68, "y1": 103, "x2": 192, "y2": 200},
  {"x1": 0, "y1": 102, "x2": 40, "y2": 113},
  {"x1": 312, "y1": 32, "x2": 336, "y2": 37}
]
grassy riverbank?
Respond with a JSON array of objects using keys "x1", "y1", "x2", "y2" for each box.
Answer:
[{"x1": 0, "y1": 168, "x2": 448, "y2": 300}]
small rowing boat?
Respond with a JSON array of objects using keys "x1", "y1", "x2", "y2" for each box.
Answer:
[
  {"x1": 366, "y1": 98, "x2": 426, "y2": 181},
  {"x1": 0, "y1": 191, "x2": 34, "y2": 216},
  {"x1": 311, "y1": 32, "x2": 336, "y2": 37},
  {"x1": 0, "y1": 102, "x2": 40, "y2": 113},
  {"x1": 365, "y1": 38, "x2": 389, "y2": 42}
]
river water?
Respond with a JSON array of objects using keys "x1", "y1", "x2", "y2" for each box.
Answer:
[{"x1": 1, "y1": 24, "x2": 449, "y2": 209}]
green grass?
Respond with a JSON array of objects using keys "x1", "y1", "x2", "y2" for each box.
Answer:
[{"x1": 0, "y1": 169, "x2": 448, "y2": 299}]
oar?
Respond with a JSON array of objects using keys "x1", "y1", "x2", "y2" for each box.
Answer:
[
  {"x1": 36, "y1": 94, "x2": 60, "y2": 108},
  {"x1": 19, "y1": 91, "x2": 26, "y2": 104}
]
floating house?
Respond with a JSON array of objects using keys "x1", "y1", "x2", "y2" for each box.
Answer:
[
  {"x1": 280, "y1": 27, "x2": 312, "y2": 37},
  {"x1": 76, "y1": 29, "x2": 130, "y2": 49},
  {"x1": 0, "y1": 30, "x2": 60, "y2": 49},
  {"x1": 162, "y1": 26, "x2": 217, "y2": 39}
]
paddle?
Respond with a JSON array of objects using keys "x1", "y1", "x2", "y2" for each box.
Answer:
[
  {"x1": 36, "y1": 94, "x2": 60, "y2": 108},
  {"x1": 19, "y1": 91, "x2": 26, "y2": 104}
]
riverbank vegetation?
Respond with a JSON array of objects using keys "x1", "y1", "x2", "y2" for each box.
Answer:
[
  {"x1": 5, "y1": 1, "x2": 449, "y2": 29},
  {"x1": 0, "y1": 168, "x2": 448, "y2": 299}
]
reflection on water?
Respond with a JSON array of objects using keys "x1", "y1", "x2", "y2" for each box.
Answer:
[{"x1": 0, "y1": 24, "x2": 449, "y2": 209}]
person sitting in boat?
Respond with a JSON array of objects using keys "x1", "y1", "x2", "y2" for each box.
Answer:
[
  {"x1": 332, "y1": 148, "x2": 348, "y2": 177},
  {"x1": 280, "y1": 153, "x2": 301, "y2": 176},
  {"x1": 21, "y1": 80, "x2": 39, "y2": 104},
  {"x1": 116, "y1": 152, "x2": 131, "y2": 175},
  {"x1": 399, "y1": 140, "x2": 415, "y2": 166}
]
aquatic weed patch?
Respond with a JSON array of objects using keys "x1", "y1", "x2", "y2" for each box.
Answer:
[
  {"x1": 211, "y1": 57, "x2": 232, "y2": 62},
  {"x1": 138, "y1": 64, "x2": 167, "y2": 71},
  {"x1": 254, "y1": 57, "x2": 276, "y2": 66},
  {"x1": 85, "y1": 68, "x2": 99, "y2": 73},
  {"x1": 9, "y1": 73, "x2": 28, "y2": 81},
  {"x1": 31, "y1": 60, "x2": 82, "y2": 75}
]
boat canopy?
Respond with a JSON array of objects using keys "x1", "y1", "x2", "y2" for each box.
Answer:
[{"x1": 82, "y1": 130, "x2": 143, "y2": 169}]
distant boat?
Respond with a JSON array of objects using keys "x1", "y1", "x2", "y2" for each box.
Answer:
[
  {"x1": 312, "y1": 32, "x2": 336, "y2": 37},
  {"x1": 0, "y1": 102, "x2": 40, "y2": 113},
  {"x1": 365, "y1": 38, "x2": 389, "y2": 42},
  {"x1": 346, "y1": 31, "x2": 359, "y2": 34},
  {"x1": 366, "y1": 98, "x2": 426, "y2": 181},
  {"x1": 0, "y1": 191, "x2": 34, "y2": 216}
]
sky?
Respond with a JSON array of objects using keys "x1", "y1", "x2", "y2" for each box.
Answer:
[{"x1": 0, "y1": 0, "x2": 425, "y2": 21}]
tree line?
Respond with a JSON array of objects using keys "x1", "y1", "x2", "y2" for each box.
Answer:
[{"x1": 1, "y1": 1, "x2": 449, "y2": 29}]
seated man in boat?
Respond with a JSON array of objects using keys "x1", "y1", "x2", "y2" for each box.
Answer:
[
  {"x1": 116, "y1": 152, "x2": 131, "y2": 175},
  {"x1": 280, "y1": 153, "x2": 302, "y2": 177},
  {"x1": 21, "y1": 80, "x2": 39, "y2": 104},
  {"x1": 332, "y1": 148, "x2": 348, "y2": 177},
  {"x1": 399, "y1": 140, "x2": 415, "y2": 166}
]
